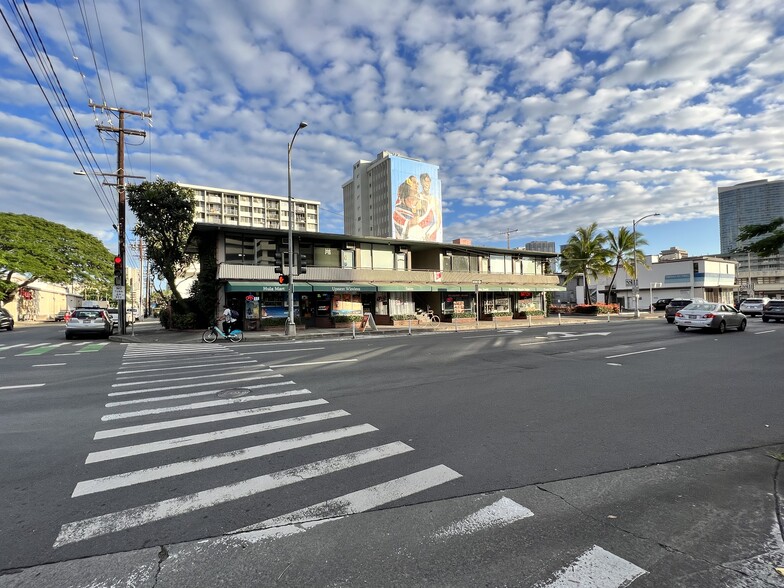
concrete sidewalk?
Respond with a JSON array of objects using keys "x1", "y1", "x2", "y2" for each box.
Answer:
[
  {"x1": 4, "y1": 447, "x2": 782, "y2": 587},
  {"x1": 110, "y1": 312, "x2": 662, "y2": 344}
]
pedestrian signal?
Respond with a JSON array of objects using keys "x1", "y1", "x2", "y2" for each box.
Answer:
[{"x1": 277, "y1": 274, "x2": 289, "y2": 284}]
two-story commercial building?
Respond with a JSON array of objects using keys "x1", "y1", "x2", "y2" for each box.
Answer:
[{"x1": 188, "y1": 224, "x2": 563, "y2": 329}]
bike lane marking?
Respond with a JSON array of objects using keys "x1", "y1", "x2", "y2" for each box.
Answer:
[{"x1": 78, "y1": 342, "x2": 110, "y2": 353}]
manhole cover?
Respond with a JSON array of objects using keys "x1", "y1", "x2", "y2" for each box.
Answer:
[{"x1": 217, "y1": 388, "x2": 250, "y2": 399}]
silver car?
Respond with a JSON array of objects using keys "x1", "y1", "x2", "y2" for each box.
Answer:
[
  {"x1": 674, "y1": 302, "x2": 747, "y2": 333},
  {"x1": 65, "y1": 308, "x2": 113, "y2": 339},
  {"x1": 739, "y1": 297, "x2": 770, "y2": 317}
]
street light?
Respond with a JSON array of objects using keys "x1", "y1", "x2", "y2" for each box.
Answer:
[
  {"x1": 632, "y1": 213, "x2": 660, "y2": 318},
  {"x1": 286, "y1": 121, "x2": 308, "y2": 336}
]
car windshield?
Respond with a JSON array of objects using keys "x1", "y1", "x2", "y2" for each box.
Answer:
[
  {"x1": 767, "y1": 301, "x2": 784, "y2": 306},
  {"x1": 671, "y1": 300, "x2": 692, "y2": 307},
  {"x1": 682, "y1": 303, "x2": 714, "y2": 311},
  {"x1": 743, "y1": 299, "x2": 764, "y2": 303}
]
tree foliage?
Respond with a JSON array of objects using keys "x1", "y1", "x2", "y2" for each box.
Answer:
[
  {"x1": 127, "y1": 179, "x2": 195, "y2": 303},
  {"x1": 0, "y1": 213, "x2": 113, "y2": 304},
  {"x1": 603, "y1": 226, "x2": 649, "y2": 303},
  {"x1": 560, "y1": 223, "x2": 612, "y2": 304},
  {"x1": 735, "y1": 217, "x2": 784, "y2": 257}
]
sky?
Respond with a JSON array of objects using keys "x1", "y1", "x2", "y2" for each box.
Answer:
[{"x1": 2, "y1": 0, "x2": 784, "y2": 267}]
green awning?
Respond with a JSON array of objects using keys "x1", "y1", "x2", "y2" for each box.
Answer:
[
  {"x1": 373, "y1": 283, "x2": 433, "y2": 292},
  {"x1": 308, "y1": 282, "x2": 377, "y2": 293},
  {"x1": 224, "y1": 281, "x2": 313, "y2": 293}
]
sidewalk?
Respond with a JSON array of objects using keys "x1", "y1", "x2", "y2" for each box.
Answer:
[{"x1": 110, "y1": 311, "x2": 663, "y2": 344}]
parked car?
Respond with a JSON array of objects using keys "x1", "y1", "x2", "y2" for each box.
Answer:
[
  {"x1": 762, "y1": 299, "x2": 784, "y2": 322},
  {"x1": 106, "y1": 308, "x2": 119, "y2": 330},
  {"x1": 0, "y1": 307, "x2": 14, "y2": 331},
  {"x1": 54, "y1": 310, "x2": 68, "y2": 321},
  {"x1": 739, "y1": 297, "x2": 770, "y2": 317},
  {"x1": 674, "y1": 302, "x2": 747, "y2": 333},
  {"x1": 64, "y1": 308, "x2": 113, "y2": 339},
  {"x1": 652, "y1": 298, "x2": 673, "y2": 311},
  {"x1": 664, "y1": 298, "x2": 704, "y2": 323}
]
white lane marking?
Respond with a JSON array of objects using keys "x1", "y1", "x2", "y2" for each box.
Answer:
[
  {"x1": 0, "y1": 383, "x2": 46, "y2": 390},
  {"x1": 234, "y1": 464, "x2": 462, "y2": 533},
  {"x1": 74, "y1": 342, "x2": 94, "y2": 346},
  {"x1": 107, "y1": 373, "x2": 277, "y2": 397},
  {"x1": 519, "y1": 339, "x2": 575, "y2": 347},
  {"x1": 32, "y1": 363, "x2": 68, "y2": 367},
  {"x1": 755, "y1": 330, "x2": 776, "y2": 335},
  {"x1": 55, "y1": 442, "x2": 412, "y2": 548},
  {"x1": 238, "y1": 347, "x2": 325, "y2": 355},
  {"x1": 75, "y1": 424, "x2": 377, "y2": 496},
  {"x1": 606, "y1": 363, "x2": 623, "y2": 367},
  {"x1": 117, "y1": 360, "x2": 256, "y2": 376},
  {"x1": 101, "y1": 389, "x2": 312, "y2": 421},
  {"x1": 546, "y1": 332, "x2": 611, "y2": 338},
  {"x1": 55, "y1": 353, "x2": 81, "y2": 356},
  {"x1": 23, "y1": 343, "x2": 49, "y2": 348},
  {"x1": 111, "y1": 368, "x2": 268, "y2": 387},
  {"x1": 106, "y1": 380, "x2": 293, "y2": 406},
  {"x1": 270, "y1": 359, "x2": 358, "y2": 368},
  {"x1": 94, "y1": 400, "x2": 332, "y2": 440},
  {"x1": 541, "y1": 545, "x2": 646, "y2": 587},
  {"x1": 0, "y1": 344, "x2": 28, "y2": 351},
  {"x1": 605, "y1": 347, "x2": 666, "y2": 359},
  {"x1": 431, "y1": 497, "x2": 533, "y2": 539}
]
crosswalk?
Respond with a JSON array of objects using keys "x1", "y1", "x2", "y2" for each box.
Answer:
[
  {"x1": 54, "y1": 343, "x2": 463, "y2": 549},
  {"x1": 0, "y1": 341, "x2": 110, "y2": 356}
]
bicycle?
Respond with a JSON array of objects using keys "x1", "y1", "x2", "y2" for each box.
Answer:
[
  {"x1": 415, "y1": 308, "x2": 440, "y2": 325},
  {"x1": 202, "y1": 320, "x2": 244, "y2": 343}
]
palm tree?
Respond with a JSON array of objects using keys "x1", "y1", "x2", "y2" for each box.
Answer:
[
  {"x1": 603, "y1": 227, "x2": 649, "y2": 304},
  {"x1": 560, "y1": 223, "x2": 612, "y2": 304}
]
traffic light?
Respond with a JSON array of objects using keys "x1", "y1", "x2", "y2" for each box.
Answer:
[
  {"x1": 274, "y1": 251, "x2": 283, "y2": 274},
  {"x1": 277, "y1": 274, "x2": 289, "y2": 284},
  {"x1": 113, "y1": 255, "x2": 123, "y2": 286},
  {"x1": 298, "y1": 254, "x2": 307, "y2": 275}
]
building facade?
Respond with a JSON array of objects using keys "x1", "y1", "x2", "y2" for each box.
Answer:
[
  {"x1": 342, "y1": 151, "x2": 443, "y2": 242},
  {"x1": 593, "y1": 256, "x2": 737, "y2": 310},
  {"x1": 189, "y1": 225, "x2": 562, "y2": 329},
  {"x1": 718, "y1": 178, "x2": 784, "y2": 298},
  {"x1": 182, "y1": 183, "x2": 320, "y2": 233}
]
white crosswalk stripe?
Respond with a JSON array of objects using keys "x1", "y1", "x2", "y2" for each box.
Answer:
[
  {"x1": 541, "y1": 545, "x2": 646, "y2": 587},
  {"x1": 55, "y1": 343, "x2": 464, "y2": 549}
]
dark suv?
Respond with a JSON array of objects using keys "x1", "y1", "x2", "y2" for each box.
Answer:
[
  {"x1": 665, "y1": 298, "x2": 704, "y2": 323},
  {"x1": 0, "y1": 307, "x2": 14, "y2": 331},
  {"x1": 652, "y1": 298, "x2": 673, "y2": 311},
  {"x1": 762, "y1": 299, "x2": 784, "y2": 322}
]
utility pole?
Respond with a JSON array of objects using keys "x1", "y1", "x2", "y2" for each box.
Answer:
[
  {"x1": 92, "y1": 102, "x2": 150, "y2": 335},
  {"x1": 138, "y1": 237, "x2": 145, "y2": 318},
  {"x1": 500, "y1": 228, "x2": 518, "y2": 249}
]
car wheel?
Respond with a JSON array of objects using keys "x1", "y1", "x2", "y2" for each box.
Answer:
[
  {"x1": 717, "y1": 321, "x2": 726, "y2": 334},
  {"x1": 677, "y1": 326, "x2": 687, "y2": 332},
  {"x1": 762, "y1": 317, "x2": 769, "y2": 322},
  {"x1": 737, "y1": 319, "x2": 746, "y2": 332},
  {"x1": 65, "y1": 331, "x2": 73, "y2": 340},
  {"x1": 666, "y1": 318, "x2": 674, "y2": 324}
]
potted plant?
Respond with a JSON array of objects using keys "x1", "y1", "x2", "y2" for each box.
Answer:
[
  {"x1": 445, "y1": 311, "x2": 477, "y2": 324},
  {"x1": 390, "y1": 314, "x2": 417, "y2": 326},
  {"x1": 333, "y1": 314, "x2": 363, "y2": 328}
]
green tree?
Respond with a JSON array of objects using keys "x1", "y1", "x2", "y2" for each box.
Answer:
[
  {"x1": 560, "y1": 223, "x2": 612, "y2": 304},
  {"x1": 0, "y1": 213, "x2": 113, "y2": 304},
  {"x1": 736, "y1": 217, "x2": 784, "y2": 257},
  {"x1": 603, "y1": 226, "x2": 649, "y2": 303},
  {"x1": 126, "y1": 179, "x2": 196, "y2": 303}
]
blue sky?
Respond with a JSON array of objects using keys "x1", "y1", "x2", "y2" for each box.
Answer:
[{"x1": 1, "y1": 0, "x2": 784, "y2": 266}]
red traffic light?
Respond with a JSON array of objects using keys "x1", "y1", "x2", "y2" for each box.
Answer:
[{"x1": 114, "y1": 256, "x2": 122, "y2": 264}]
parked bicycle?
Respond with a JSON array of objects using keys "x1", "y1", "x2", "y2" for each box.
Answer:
[
  {"x1": 202, "y1": 320, "x2": 244, "y2": 343},
  {"x1": 415, "y1": 308, "x2": 440, "y2": 324}
]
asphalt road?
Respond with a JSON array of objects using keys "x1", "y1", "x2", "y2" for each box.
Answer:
[{"x1": 1, "y1": 318, "x2": 782, "y2": 585}]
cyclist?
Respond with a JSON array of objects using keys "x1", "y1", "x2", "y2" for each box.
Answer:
[{"x1": 221, "y1": 305, "x2": 236, "y2": 337}]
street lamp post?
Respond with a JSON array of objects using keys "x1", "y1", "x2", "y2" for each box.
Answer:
[
  {"x1": 632, "y1": 213, "x2": 660, "y2": 318},
  {"x1": 286, "y1": 121, "x2": 308, "y2": 336}
]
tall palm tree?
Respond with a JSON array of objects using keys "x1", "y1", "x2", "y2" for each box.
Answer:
[
  {"x1": 603, "y1": 227, "x2": 649, "y2": 303},
  {"x1": 560, "y1": 223, "x2": 612, "y2": 304}
]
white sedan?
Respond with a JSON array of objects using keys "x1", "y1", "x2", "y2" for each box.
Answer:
[{"x1": 674, "y1": 302, "x2": 747, "y2": 333}]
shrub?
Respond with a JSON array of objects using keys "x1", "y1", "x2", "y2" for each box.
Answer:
[
  {"x1": 573, "y1": 304, "x2": 599, "y2": 315},
  {"x1": 333, "y1": 314, "x2": 362, "y2": 323},
  {"x1": 596, "y1": 303, "x2": 619, "y2": 314},
  {"x1": 452, "y1": 311, "x2": 476, "y2": 318},
  {"x1": 492, "y1": 311, "x2": 513, "y2": 317},
  {"x1": 391, "y1": 314, "x2": 417, "y2": 321},
  {"x1": 522, "y1": 309, "x2": 544, "y2": 316}
]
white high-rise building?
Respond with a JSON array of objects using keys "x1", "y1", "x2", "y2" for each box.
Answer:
[
  {"x1": 342, "y1": 151, "x2": 443, "y2": 242},
  {"x1": 182, "y1": 183, "x2": 320, "y2": 232}
]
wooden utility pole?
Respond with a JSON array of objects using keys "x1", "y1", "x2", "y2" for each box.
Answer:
[{"x1": 92, "y1": 102, "x2": 150, "y2": 335}]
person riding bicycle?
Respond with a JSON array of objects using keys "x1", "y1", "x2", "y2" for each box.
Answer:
[{"x1": 221, "y1": 305, "x2": 238, "y2": 337}]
